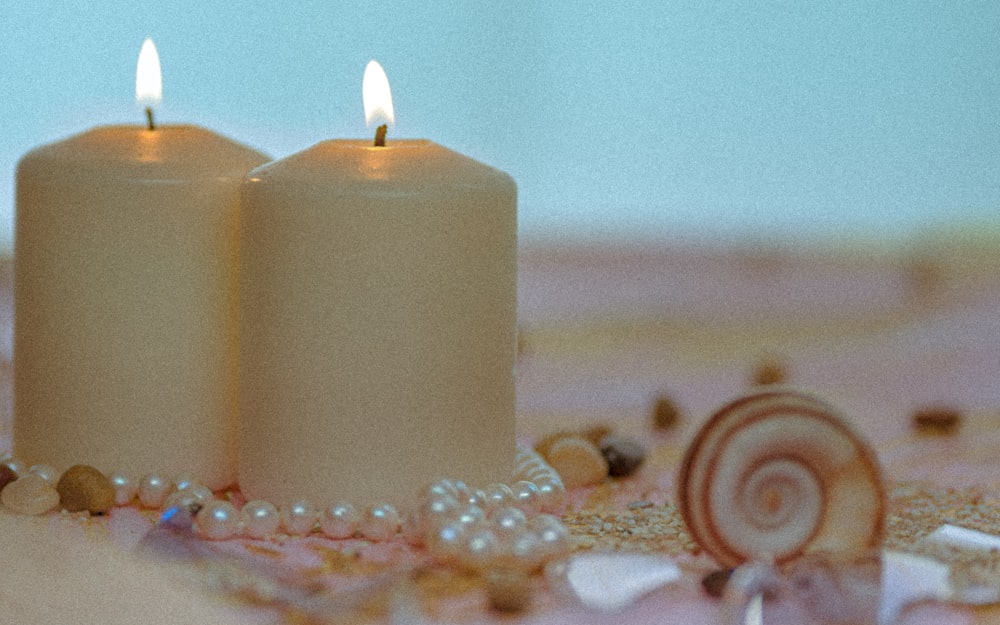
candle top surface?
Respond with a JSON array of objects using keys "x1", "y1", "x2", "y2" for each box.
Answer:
[
  {"x1": 245, "y1": 139, "x2": 515, "y2": 193},
  {"x1": 19, "y1": 125, "x2": 269, "y2": 181}
]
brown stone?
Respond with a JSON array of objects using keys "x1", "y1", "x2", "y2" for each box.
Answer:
[
  {"x1": 751, "y1": 357, "x2": 788, "y2": 386},
  {"x1": 651, "y1": 395, "x2": 681, "y2": 430},
  {"x1": 701, "y1": 568, "x2": 733, "y2": 598},
  {"x1": 486, "y1": 570, "x2": 533, "y2": 613},
  {"x1": 0, "y1": 464, "x2": 17, "y2": 493},
  {"x1": 912, "y1": 406, "x2": 962, "y2": 435},
  {"x1": 57, "y1": 464, "x2": 115, "y2": 514},
  {"x1": 599, "y1": 435, "x2": 647, "y2": 477}
]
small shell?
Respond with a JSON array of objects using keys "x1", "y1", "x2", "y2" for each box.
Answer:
[
  {"x1": 677, "y1": 388, "x2": 885, "y2": 567},
  {"x1": 1, "y1": 474, "x2": 60, "y2": 515},
  {"x1": 542, "y1": 436, "x2": 608, "y2": 488}
]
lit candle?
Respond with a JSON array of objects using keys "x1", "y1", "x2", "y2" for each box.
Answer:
[
  {"x1": 14, "y1": 39, "x2": 269, "y2": 488},
  {"x1": 238, "y1": 61, "x2": 517, "y2": 508}
]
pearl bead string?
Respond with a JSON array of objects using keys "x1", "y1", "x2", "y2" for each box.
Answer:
[{"x1": 1, "y1": 446, "x2": 571, "y2": 571}]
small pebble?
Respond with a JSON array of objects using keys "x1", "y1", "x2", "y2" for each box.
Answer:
[
  {"x1": 57, "y1": 464, "x2": 115, "y2": 514},
  {"x1": 0, "y1": 464, "x2": 18, "y2": 493},
  {"x1": 543, "y1": 436, "x2": 608, "y2": 488},
  {"x1": 751, "y1": 357, "x2": 788, "y2": 386},
  {"x1": 701, "y1": 568, "x2": 734, "y2": 598},
  {"x1": 1, "y1": 473, "x2": 60, "y2": 515},
  {"x1": 599, "y1": 435, "x2": 647, "y2": 477},
  {"x1": 912, "y1": 406, "x2": 962, "y2": 435},
  {"x1": 486, "y1": 570, "x2": 533, "y2": 613},
  {"x1": 651, "y1": 395, "x2": 681, "y2": 430},
  {"x1": 627, "y1": 500, "x2": 654, "y2": 510}
]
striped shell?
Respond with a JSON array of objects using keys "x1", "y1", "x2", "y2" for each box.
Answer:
[{"x1": 677, "y1": 388, "x2": 885, "y2": 567}]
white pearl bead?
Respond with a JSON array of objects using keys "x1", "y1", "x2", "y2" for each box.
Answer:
[
  {"x1": 451, "y1": 480, "x2": 473, "y2": 503},
  {"x1": 461, "y1": 527, "x2": 500, "y2": 571},
  {"x1": 455, "y1": 504, "x2": 487, "y2": 528},
  {"x1": 138, "y1": 474, "x2": 172, "y2": 508},
  {"x1": 483, "y1": 483, "x2": 515, "y2": 509},
  {"x1": 535, "y1": 481, "x2": 566, "y2": 514},
  {"x1": 320, "y1": 501, "x2": 360, "y2": 539},
  {"x1": 505, "y1": 531, "x2": 543, "y2": 571},
  {"x1": 511, "y1": 480, "x2": 540, "y2": 514},
  {"x1": 525, "y1": 467, "x2": 557, "y2": 483},
  {"x1": 419, "y1": 494, "x2": 460, "y2": 533},
  {"x1": 492, "y1": 506, "x2": 528, "y2": 538},
  {"x1": 401, "y1": 511, "x2": 425, "y2": 546},
  {"x1": 241, "y1": 500, "x2": 280, "y2": 539},
  {"x1": 3, "y1": 459, "x2": 26, "y2": 476},
  {"x1": 183, "y1": 484, "x2": 215, "y2": 502},
  {"x1": 467, "y1": 489, "x2": 488, "y2": 507},
  {"x1": 360, "y1": 503, "x2": 400, "y2": 541},
  {"x1": 196, "y1": 500, "x2": 239, "y2": 540},
  {"x1": 172, "y1": 473, "x2": 198, "y2": 492},
  {"x1": 421, "y1": 480, "x2": 455, "y2": 501},
  {"x1": 280, "y1": 499, "x2": 318, "y2": 536},
  {"x1": 163, "y1": 489, "x2": 206, "y2": 513},
  {"x1": 530, "y1": 514, "x2": 571, "y2": 557},
  {"x1": 109, "y1": 473, "x2": 137, "y2": 506},
  {"x1": 429, "y1": 521, "x2": 467, "y2": 561},
  {"x1": 27, "y1": 464, "x2": 59, "y2": 485}
]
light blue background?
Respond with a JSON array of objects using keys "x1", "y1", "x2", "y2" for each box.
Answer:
[{"x1": 2, "y1": 1, "x2": 999, "y2": 251}]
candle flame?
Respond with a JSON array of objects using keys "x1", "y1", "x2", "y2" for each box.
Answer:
[
  {"x1": 363, "y1": 60, "x2": 394, "y2": 127},
  {"x1": 136, "y1": 38, "x2": 162, "y2": 108}
]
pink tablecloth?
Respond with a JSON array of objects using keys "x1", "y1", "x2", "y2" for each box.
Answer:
[{"x1": 3, "y1": 240, "x2": 1000, "y2": 624}]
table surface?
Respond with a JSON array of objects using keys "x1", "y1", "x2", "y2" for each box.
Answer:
[{"x1": 3, "y1": 239, "x2": 1000, "y2": 624}]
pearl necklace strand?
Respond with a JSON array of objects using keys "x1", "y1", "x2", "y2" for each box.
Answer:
[{"x1": 1, "y1": 446, "x2": 571, "y2": 571}]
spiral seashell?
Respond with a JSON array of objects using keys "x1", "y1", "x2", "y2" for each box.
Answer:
[{"x1": 677, "y1": 388, "x2": 885, "y2": 568}]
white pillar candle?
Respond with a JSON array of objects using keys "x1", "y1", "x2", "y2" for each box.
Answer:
[
  {"x1": 13, "y1": 40, "x2": 269, "y2": 488},
  {"x1": 238, "y1": 62, "x2": 516, "y2": 508}
]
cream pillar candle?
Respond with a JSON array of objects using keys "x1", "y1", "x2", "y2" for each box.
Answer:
[
  {"x1": 13, "y1": 40, "x2": 269, "y2": 488},
  {"x1": 238, "y1": 62, "x2": 516, "y2": 508}
]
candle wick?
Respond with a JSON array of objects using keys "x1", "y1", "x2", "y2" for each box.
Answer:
[
  {"x1": 374, "y1": 124, "x2": 387, "y2": 147},
  {"x1": 145, "y1": 107, "x2": 156, "y2": 131}
]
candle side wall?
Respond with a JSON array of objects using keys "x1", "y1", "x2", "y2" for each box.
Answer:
[
  {"x1": 238, "y1": 141, "x2": 517, "y2": 508},
  {"x1": 13, "y1": 126, "x2": 269, "y2": 489}
]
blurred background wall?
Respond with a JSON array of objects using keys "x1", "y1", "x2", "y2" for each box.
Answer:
[{"x1": 2, "y1": 1, "x2": 999, "y2": 252}]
